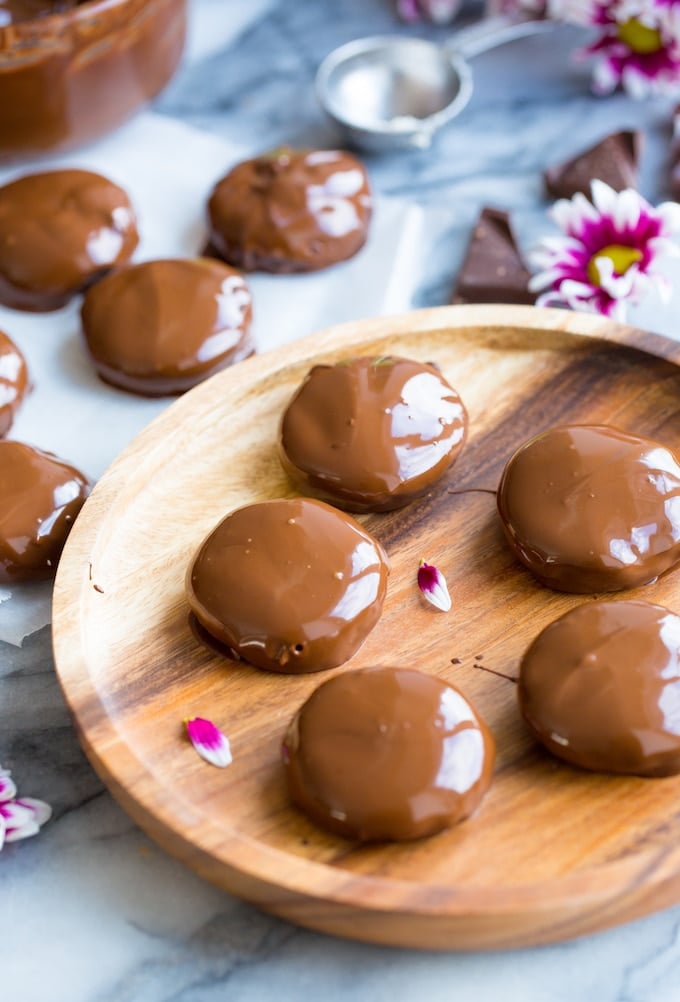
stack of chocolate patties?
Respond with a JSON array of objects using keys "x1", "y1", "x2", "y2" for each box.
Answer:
[{"x1": 451, "y1": 130, "x2": 643, "y2": 307}]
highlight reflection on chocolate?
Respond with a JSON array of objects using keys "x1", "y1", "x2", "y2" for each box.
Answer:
[
  {"x1": 0, "y1": 440, "x2": 91, "y2": 582},
  {"x1": 0, "y1": 169, "x2": 138, "y2": 312},
  {"x1": 0, "y1": 330, "x2": 29, "y2": 436},
  {"x1": 207, "y1": 147, "x2": 372, "y2": 273},
  {"x1": 186, "y1": 498, "x2": 389, "y2": 674},
  {"x1": 520, "y1": 600, "x2": 680, "y2": 776},
  {"x1": 81, "y1": 258, "x2": 253, "y2": 396},
  {"x1": 283, "y1": 666, "x2": 495, "y2": 841},
  {"x1": 497, "y1": 424, "x2": 680, "y2": 593},
  {"x1": 279, "y1": 356, "x2": 467, "y2": 512}
]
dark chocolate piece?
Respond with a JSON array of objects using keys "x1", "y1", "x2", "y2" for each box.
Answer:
[
  {"x1": 207, "y1": 147, "x2": 372, "y2": 273},
  {"x1": 451, "y1": 208, "x2": 536, "y2": 306},
  {"x1": 520, "y1": 600, "x2": 680, "y2": 776},
  {"x1": 497, "y1": 424, "x2": 680, "y2": 593},
  {"x1": 187, "y1": 498, "x2": 389, "y2": 674},
  {"x1": 0, "y1": 169, "x2": 138, "y2": 312},
  {"x1": 279, "y1": 355, "x2": 467, "y2": 512},
  {"x1": 0, "y1": 440, "x2": 91, "y2": 582},
  {"x1": 81, "y1": 258, "x2": 253, "y2": 396},
  {"x1": 283, "y1": 666, "x2": 495, "y2": 841},
  {"x1": 544, "y1": 131, "x2": 641, "y2": 200},
  {"x1": 0, "y1": 329, "x2": 29, "y2": 436}
]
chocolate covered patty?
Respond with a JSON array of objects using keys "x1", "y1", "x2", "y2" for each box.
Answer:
[
  {"x1": 497, "y1": 424, "x2": 680, "y2": 593},
  {"x1": 0, "y1": 330, "x2": 29, "y2": 436},
  {"x1": 80, "y1": 258, "x2": 253, "y2": 396},
  {"x1": 187, "y1": 498, "x2": 389, "y2": 673},
  {"x1": 279, "y1": 356, "x2": 467, "y2": 512},
  {"x1": 520, "y1": 600, "x2": 680, "y2": 776},
  {"x1": 207, "y1": 147, "x2": 372, "y2": 273},
  {"x1": 0, "y1": 440, "x2": 91, "y2": 582},
  {"x1": 0, "y1": 169, "x2": 138, "y2": 312},
  {"x1": 283, "y1": 666, "x2": 495, "y2": 841}
]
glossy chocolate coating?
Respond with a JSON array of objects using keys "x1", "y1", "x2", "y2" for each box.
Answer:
[
  {"x1": 497, "y1": 424, "x2": 680, "y2": 593},
  {"x1": 0, "y1": 169, "x2": 138, "y2": 312},
  {"x1": 520, "y1": 600, "x2": 680, "y2": 776},
  {"x1": 451, "y1": 208, "x2": 536, "y2": 306},
  {"x1": 187, "y1": 498, "x2": 389, "y2": 674},
  {"x1": 283, "y1": 666, "x2": 495, "y2": 841},
  {"x1": 279, "y1": 356, "x2": 467, "y2": 512},
  {"x1": 207, "y1": 148, "x2": 372, "y2": 273},
  {"x1": 0, "y1": 329, "x2": 29, "y2": 436},
  {"x1": 544, "y1": 131, "x2": 641, "y2": 200},
  {"x1": 80, "y1": 258, "x2": 253, "y2": 396},
  {"x1": 0, "y1": 440, "x2": 91, "y2": 582},
  {"x1": 0, "y1": 0, "x2": 186, "y2": 161}
]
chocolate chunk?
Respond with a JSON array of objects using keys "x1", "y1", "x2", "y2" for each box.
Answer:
[
  {"x1": 520, "y1": 600, "x2": 680, "y2": 777},
  {"x1": 451, "y1": 208, "x2": 535, "y2": 306},
  {"x1": 544, "y1": 131, "x2": 641, "y2": 200},
  {"x1": 283, "y1": 666, "x2": 495, "y2": 840},
  {"x1": 497, "y1": 424, "x2": 680, "y2": 593}
]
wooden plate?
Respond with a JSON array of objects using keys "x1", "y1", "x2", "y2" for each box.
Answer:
[{"x1": 53, "y1": 305, "x2": 680, "y2": 950}]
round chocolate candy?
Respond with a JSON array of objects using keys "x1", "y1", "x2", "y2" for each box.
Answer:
[
  {"x1": 279, "y1": 355, "x2": 467, "y2": 512},
  {"x1": 283, "y1": 666, "x2": 495, "y2": 841},
  {"x1": 519, "y1": 599, "x2": 680, "y2": 776},
  {"x1": 497, "y1": 424, "x2": 680, "y2": 593},
  {"x1": 207, "y1": 147, "x2": 372, "y2": 273},
  {"x1": 0, "y1": 169, "x2": 138, "y2": 311},
  {"x1": 81, "y1": 257, "x2": 253, "y2": 396},
  {"x1": 0, "y1": 440, "x2": 91, "y2": 582},
  {"x1": 186, "y1": 497, "x2": 389, "y2": 673}
]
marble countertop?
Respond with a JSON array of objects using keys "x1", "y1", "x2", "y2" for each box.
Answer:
[{"x1": 3, "y1": 1, "x2": 680, "y2": 1000}]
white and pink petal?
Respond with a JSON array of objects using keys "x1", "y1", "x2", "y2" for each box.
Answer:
[{"x1": 186, "y1": 717, "x2": 233, "y2": 768}]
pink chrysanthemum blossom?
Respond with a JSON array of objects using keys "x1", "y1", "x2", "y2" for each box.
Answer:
[
  {"x1": 555, "y1": 0, "x2": 680, "y2": 96},
  {"x1": 0, "y1": 765, "x2": 51, "y2": 849},
  {"x1": 529, "y1": 180, "x2": 680, "y2": 319},
  {"x1": 396, "y1": 0, "x2": 463, "y2": 21},
  {"x1": 486, "y1": 0, "x2": 548, "y2": 16}
]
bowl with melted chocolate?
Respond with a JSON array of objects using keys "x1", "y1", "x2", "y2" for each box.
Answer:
[
  {"x1": 52, "y1": 304, "x2": 680, "y2": 950},
  {"x1": 0, "y1": 0, "x2": 187, "y2": 161}
]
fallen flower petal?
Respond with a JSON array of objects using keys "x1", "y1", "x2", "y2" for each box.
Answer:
[
  {"x1": 0, "y1": 795, "x2": 52, "y2": 843},
  {"x1": 417, "y1": 560, "x2": 452, "y2": 612},
  {"x1": 0, "y1": 766, "x2": 17, "y2": 803},
  {"x1": 186, "y1": 717, "x2": 233, "y2": 768}
]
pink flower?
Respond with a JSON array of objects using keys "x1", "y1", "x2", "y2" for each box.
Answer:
[
  {"x1": 185, "y1": 717, "x2": 232, "y2": 768},
  {"x1": 396, "y1": 0, "x2": 463, "y2": 22},
  {"x1": 530, "y1": 180, "x2": 680, "y2": 319},
  {"x1": 556, "y1": 0, "x2": 680, "y2": 96},
  {"x1": 0, "y1": 765, "x2": 51, "y2": 849},
  {"x1": 417, "y1": 560, "x2": 452, "y2": 612}
]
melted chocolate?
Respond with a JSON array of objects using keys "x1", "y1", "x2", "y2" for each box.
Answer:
[
  {"x1": 279, "y1": 356, "x2": 467, "y2": 512},
  {"x1": 0, "y1": 440, "x2": 91, "y2": 582},
  {"x1": 187, "y1": 498, "x2": 389, "y2": 674},
  {"x1": 0, "y1": 329, "x2": 29, "y2": 436},
  {"x1": 0, "y1": 169, "x2": 138, "y2": 312},
  {"x1": 0, "y1": 0, "x2": 186, "y2": 161},
  {"x1": 544, "y1": 131, "x2": 641, "y2": 200},
  {"x1": 80, "y1": 258, "x2": 254, "y2": 396},
  {"x1": 451, "y1": 208, "x2": 536, "y2": 306},
  {"x1": 283, "y1": 666, "x2": 495, "y2": 841},
  {"x1": 207, "y1": 148, "x2": 372, "y2": 273},
  {"x1": 520, "y1": 600, "x2": 680, "y2": 776},
  {"x1": 497, "y1": 424, "x2": 680, "y2": 593}
]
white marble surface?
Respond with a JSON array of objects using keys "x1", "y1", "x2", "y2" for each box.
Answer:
[{"x1": 3, "y1": 1, "x2": 680, "y2": 1000}]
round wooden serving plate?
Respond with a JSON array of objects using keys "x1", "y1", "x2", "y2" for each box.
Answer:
[{"x1": 53, "y1": 305, "x2": 680, "y2": 950}]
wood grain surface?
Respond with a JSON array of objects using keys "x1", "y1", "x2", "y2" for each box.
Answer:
[{"x1": 52, "y1": 304, "x2": 680, "y2": 950}]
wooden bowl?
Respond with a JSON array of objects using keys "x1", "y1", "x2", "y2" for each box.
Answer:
[{"x1": 53, "y1": 304, "x2": 680, "y2": 950}]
